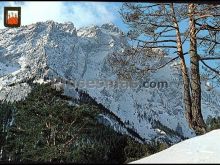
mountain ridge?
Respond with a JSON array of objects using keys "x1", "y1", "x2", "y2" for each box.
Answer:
[{"x1": 0, "y1": 21, "x2": 220, "y2": 143}]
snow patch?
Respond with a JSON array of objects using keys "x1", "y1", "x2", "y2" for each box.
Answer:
[{"x1": 131, "y1": 130, "x2": 220, "y2": 163}]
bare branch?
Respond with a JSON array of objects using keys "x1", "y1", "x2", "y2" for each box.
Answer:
[
  {"x1": 139, "y1": 45, "x2": 177, "y2": 49},
  {"x1": 200, "y1": 60, "x2": 220, "y2": 75},
  {"x1": 195, "y1": 14, "x2": 220, "y2": 20},
  {"x1": 135, "y1": 39, "x2": 177, "y2": 44},
  {"x1": 200, "y1": 57, "x2": 220, "y2": 60},
  {"x1": 197, "y1": 37, "x2": 220, "y2": 44},
  {"x1": 196, "y1": 22, "x2": 220, "y2": 31},
  {"x1": 173, "y1": 51, "x2": 189, "y2": 56},
  {"x1": 150, "y1": 23, "x2": 176, "y2": 28},
  {"x1": 154, "y1": 28, "x2": 176, "y2": 38},
  {"x1": 147, "y1": 55, "x2": 180, "y2": 71}
]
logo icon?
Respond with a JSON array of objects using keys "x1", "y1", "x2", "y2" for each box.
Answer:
[{"x1": 4, "y1": 7, "x2": 21, "y2": 28}]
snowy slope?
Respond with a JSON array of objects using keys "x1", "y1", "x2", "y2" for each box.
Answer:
[
  {"x1": 131, "y1": 129, "x2": 220, "y2": 163},
  {"x1": 0, "y1": 21, "x2": 220, "y2": 143}
]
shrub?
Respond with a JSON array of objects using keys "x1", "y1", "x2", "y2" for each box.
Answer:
[{"x1": 206, "y1": 116, "x2": 220, "y2": 132}]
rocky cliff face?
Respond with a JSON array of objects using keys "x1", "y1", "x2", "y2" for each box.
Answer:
[{"x1": 0, "y1": 21, "x2": 220, "y2": 143}]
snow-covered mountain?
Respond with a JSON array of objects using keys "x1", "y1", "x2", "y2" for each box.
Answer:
[
  {"x1": 131, "y1": 129, "x2": 220, "y2": 163},
  {"x1": 0, "y1": 21, "x2": 220, "y2": 143}
]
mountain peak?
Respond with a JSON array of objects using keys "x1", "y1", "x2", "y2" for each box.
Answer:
[{"x1": 101, "y1": 22, "x2": 121, "y2": 33}]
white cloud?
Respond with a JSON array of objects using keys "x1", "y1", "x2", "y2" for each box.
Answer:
[
  {"x1": 0, "y1": 2, "x2": 118, "y2": 29},
  {"x1": 64, "y1": 2, "x2": 117, "y2": 27}
]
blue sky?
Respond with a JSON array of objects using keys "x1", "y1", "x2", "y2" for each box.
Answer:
[{"x1": 0, "y1": 1, "x2": 128, "y2": 30}]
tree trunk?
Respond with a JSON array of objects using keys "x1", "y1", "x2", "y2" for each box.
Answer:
[
  {"x1": 170, "y1": 3, "x2": 193, "y2": 128},
  {"x1": 189, "y1": 3, "x2": 206, "y2": 135}
]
